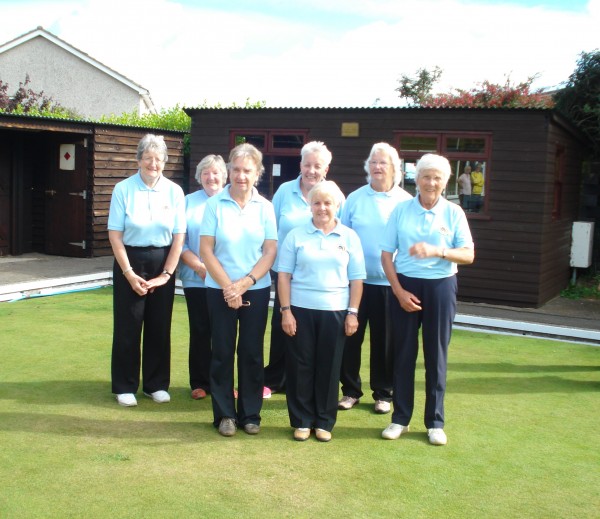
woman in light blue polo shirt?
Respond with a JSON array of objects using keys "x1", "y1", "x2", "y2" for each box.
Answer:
[
  {"x1": 179, "y1": 154, "x2": 227, "y2": 400},
  {"x1": 200, "y1": 143, "x2": 277, "y2": 437},
  {"x1": 265, "y1": 141, "x2": 344, "y2": 396},
  {"x1": 108, "y1": 134, "x2": 186, "y2": 407},
  {"x1": 278, "y1": 180, "x2": 365, "y2": 442},
  {"x1": 380, "y1": 153, "x2": 474, "y2": 446},
  {"x1": 338, "y1": 143, "x2": 412, "y2": 415}
]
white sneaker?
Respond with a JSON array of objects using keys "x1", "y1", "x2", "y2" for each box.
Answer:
[
  {"x1": 374, "y1": 400, "x2": 391, "y2": 414},
  {"x1": 381, "y1": 423, "x2": 409, "y2": 440},
  {"x1": 144, "y1": 390, "x2": 170, "y2": 403},
  {"x1": 116, "y1": 393, "x2": 137, "y2": 407},
  {"x1": 428, "y1": 428, "x2": 447, "y2": 445}
]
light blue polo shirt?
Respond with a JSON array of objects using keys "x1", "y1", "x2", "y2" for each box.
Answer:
[
  {"x1": 278, "y1": 219, "x2": 366, "y2": 311},
  {"x1": 107, "y1": 172, "x2": 186, "y2": 247},
  {"x1": 342, "y1": 184, "x2": 412, "y2": 285},
  {"x1": 200, "y1": 185, "x2": 277, "y2": 290},
  {"x1": 179, "y1": 189, "x2": 211, "y2": 288},
  {"x1": 380, "y1": 196, "x2": 474, "y2": 279},
  {"x1": 272, "y1": 176, "x2": 345, "y2": 271}
]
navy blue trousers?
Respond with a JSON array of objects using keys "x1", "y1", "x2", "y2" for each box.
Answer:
[
  {"x1": 390, "y1": 274, "x2": 457, "y2": 429},
  {"x1": 340, "y1": 283, "x2": 394, "y2": 402},
  {"x1": 183, "y1": 287, "x2": 212, "y2": 392},
  {"x1": 207, "y1": 287, "x2": 270, "y2": 427},
  {"x1": 264, "y1": 275, "x2": 287, "y2": 392},
  {"x1": 285, "y1": 307, "x2": 346, "y2": 432}
]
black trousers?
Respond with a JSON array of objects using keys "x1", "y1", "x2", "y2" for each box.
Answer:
[
  {"x1": 390, "y1": 274, "x2": 457, "y2": 429},
  {"x1": 340, "y1": 283, "x2": 394, "y2": 402},
  {"x1": 183, "y1": 287, "x2": 212, "y2": 392},
  {"x1": 111, "y1": 246, "x2": 174, "y2": 395},
  {"x1": 207, "y1": 286, "x2": 270, "y2": 427},
  {"x1": 264, "y1": 275, "x2": 286, "y2": 392},
  {"x1": 285, "y1": 307, "x2": 346, "y2": 432}
]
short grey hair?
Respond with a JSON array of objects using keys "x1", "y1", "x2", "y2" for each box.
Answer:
[
  {"x1": 300, "y1": 141, "x2": 332, "y2": 166},
  {"x1": 137, "y1": 134, "x2": 168, "y2": 162},
  {"x1": 195, "y1": 154, "x2": 227, "y2": 185},
  {"x1": 227, "y1": 143, "x2": 265, "y2": 182},
  {"x1": 363, "y1": 142, "x2": 402, "y2": 186},
  {"x1": 307, "y1": 180, "x2": 344, "y2": 207},
  {"x1": 415, "y1": 153, "x2": 451, "y2": 184}
]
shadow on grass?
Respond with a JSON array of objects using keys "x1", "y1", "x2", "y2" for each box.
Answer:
[
  {"x1": 450, "y1": 363, "x2": 600, "y2": 373},
  {"x1": 450, "y1": 375, "x2": 600, "y2": 394},
  {"x1": 0, "y1": 410, "x2": 402, "y2": 444},
  {"x1": 0, "y1": 380, "x2": 290, "y2": 410}
]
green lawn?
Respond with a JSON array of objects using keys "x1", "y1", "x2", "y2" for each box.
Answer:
[{"x1": 0, "y1": 288, "x2": 598, "y2": 518}]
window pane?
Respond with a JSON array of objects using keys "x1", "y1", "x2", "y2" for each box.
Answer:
[
  {"x1": 234, "y1": 134, "x2": 266, "y2": 148},
  {"x1": 453, "y1": 160, "x2": 486, "y2": 213},
  {"x1": 446, "y1": 137, "x2": 486, "y2": 154},
  {"x1": 272, "y1": 134, "x2": 304, "y2": 149},
  {"x1": 398, "y1": 136, "x2": 438, "y2": 153},
  {"x1": 401, "y1": 160, "x2": 417, "y2": 196}
]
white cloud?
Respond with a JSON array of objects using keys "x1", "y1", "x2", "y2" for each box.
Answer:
[{"x1": 1, "y1": 0, "x2": 598, "y2": 110}]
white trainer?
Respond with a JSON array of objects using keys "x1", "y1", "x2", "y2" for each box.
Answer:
[
  {"x1": 116, "y1": 393, "x2": 137, "y2": 407},
  {"x1": 381, "y1": 423, "x2": 409, "y2": 440},
  {"x1": 427, "y1": 428, "x2": 447, "y2": 445},
  {"x1": 144, "y1": 390, "x2": 171, "y2": 403},
  {"x1": 374, "y1": 400, "x2": 391, "y2": 414}
]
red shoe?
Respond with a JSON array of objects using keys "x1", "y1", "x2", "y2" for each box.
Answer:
[
  {"x1": 263, "y1": 387, "x2": 272, "y2": 399},
  {"x1": 191, "y1": 388, "x2": 207, "y2": 400}
]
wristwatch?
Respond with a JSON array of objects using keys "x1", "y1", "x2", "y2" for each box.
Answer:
[
  {"x1": 280, "y1": 306, "x2": 291, "y2": 313},
  {"x1": 162, "y1": 270, "x2": 172, "y2": 278}
]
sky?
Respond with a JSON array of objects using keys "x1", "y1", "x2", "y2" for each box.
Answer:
[{"x1": 0, "y1": 0, "x2": 598, "y2": 110}]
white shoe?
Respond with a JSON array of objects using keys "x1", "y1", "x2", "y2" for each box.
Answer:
[
  {"x1": 381, "y1": 423, "x2": 409, "y2": 440},
  {"x1": 116, "y1": 393, "x2": 137, "y2": 407},
  {"x1": 428, "y1": 428, "x2": 447, "y2": 445},
  {"x1": 144, "y1": 390, "x2": 170, "y2": 403},
  {"x1": 374, "y1": 400, "x2": 391, "y2": 414}
]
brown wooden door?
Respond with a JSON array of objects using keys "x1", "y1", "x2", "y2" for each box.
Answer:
[
  {"x1": 0, "y1": 139, "x2": 10, "y2": 255},
  {"x1": 45, "y1": 138, "x2": 87, "y2": 257}
]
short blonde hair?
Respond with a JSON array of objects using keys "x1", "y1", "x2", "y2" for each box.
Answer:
[
  {"x1": 307, "y1": 180, "x2": 344, "y2": 207},
  {"x1": 227, "y1": 143, "x2": 265, "y2": 181},
  {"x1": 195, "y1": 154, "x2": 227, "y2": 185}
]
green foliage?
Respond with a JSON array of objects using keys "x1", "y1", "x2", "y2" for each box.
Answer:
[
  {"x1": 99, "y1": 99, "x2": 266, "y2": 155},
  {"x1": 426, "y1": 75, "x2": 554, "y2": 109},
  {"x1": 397, "y1": 66, "x2": 443, "y2": 106},
  {"x1": 0, "y1": 74, "x2": 78, "y2": 118},
  {"x1": 397, "y1": 68, "x2": 553, "y2": 109},
  {"x1": 98, "y1": 103, "x2": 191, "y2": 132},
  {"x1": 561, "y1": 273, "x2": 600, "y2": 299},
  {"x1": 554, "y1": 50, "x2": 600, "y2": 156}
]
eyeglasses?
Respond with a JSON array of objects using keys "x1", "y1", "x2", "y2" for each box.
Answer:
[
  {"x1": 369, "y1": 161, "x2": 390, "y2": 168},
  {"x1": 141, "y1": 156, "x2": 165, "y2": 164}
]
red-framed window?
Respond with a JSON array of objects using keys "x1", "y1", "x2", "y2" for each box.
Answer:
[
  {"x1": 394, "y1": 131, "x2": 492, "y2": 215},
  {"x1": 230, "y1": 130, "x2": 309, "y2": 155}
]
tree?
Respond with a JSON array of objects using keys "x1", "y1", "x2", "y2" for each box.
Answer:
[
  {"x1": 397, "y1": 67, "x2": 554, "y2": 109},
  {"x1": 0, "y1": 74, "x2": 75, "y2": 118},
  {"x1": 396, "y1": 66, "x2": 443, "y2": 106},
  {"x1": 554, "y1": 50, "x2": 600, "y2": 156},
  {"x1": 422, "y1": 75, "x2": 554, "y2": 109}
]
